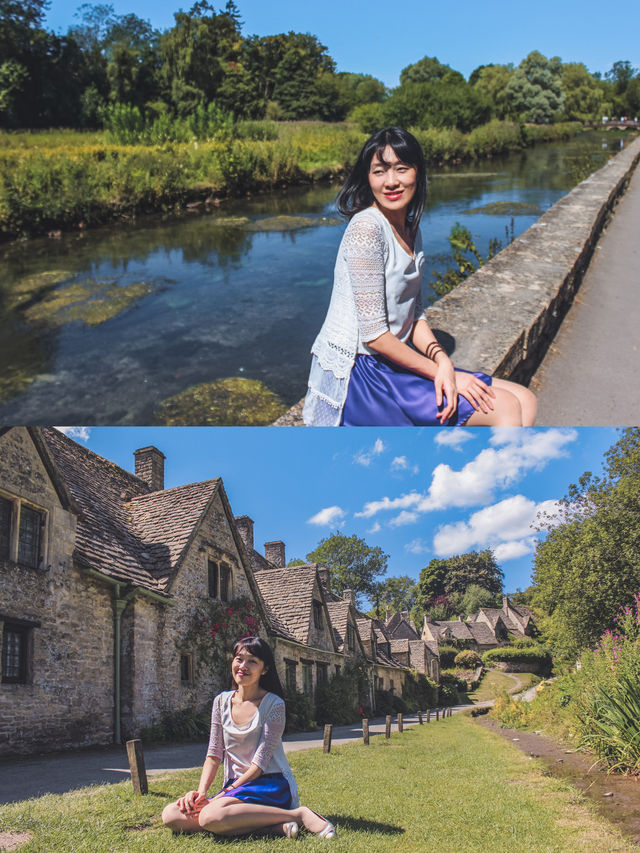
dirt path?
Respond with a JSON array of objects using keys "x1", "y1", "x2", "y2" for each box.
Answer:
[{"x1": 479, "y1": 718, "x2": 640, "y2": 844}]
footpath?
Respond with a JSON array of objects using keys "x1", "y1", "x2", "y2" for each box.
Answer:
[
  {"x1": 530, "y1": 158, "x2": 640, "y2": 425},
  {"x1": 0, "y1": 709, "x2": 476, "y2": 804}
]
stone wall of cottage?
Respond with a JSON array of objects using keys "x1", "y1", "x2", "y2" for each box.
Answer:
[
  {"x1": 0, "y1": 429, "x2": 114, "y2": 757},
  {"x1": 121, "y1": 491, "x2": 255, "y2": 736},
  {"x1": 272, "y1": 638, "x2": 343, "y2": 695}
]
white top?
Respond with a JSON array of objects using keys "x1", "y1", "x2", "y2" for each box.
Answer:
[
  {"x1": 303, "y1": 205, "x2": 426, "y2": 426},
  {"x1": 206, "y1": 690, "x2": 299, "y2": 807}
]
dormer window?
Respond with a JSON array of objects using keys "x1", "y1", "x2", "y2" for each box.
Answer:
[
  {"x1": 208, "y1": 559, "x2": 231, "y2": 602},
  {"x1": 312, "y1": 600, "x2": 323, "y2": 629}
]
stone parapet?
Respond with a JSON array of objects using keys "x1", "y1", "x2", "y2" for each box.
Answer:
[{"x1": 274, "y1": 134, "x2": 640, "y2": 425}]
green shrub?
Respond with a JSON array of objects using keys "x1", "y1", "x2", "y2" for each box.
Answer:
[
  {"x1": 235, "y1": 120, "x2": 279, "y2": 141},
  {"x1": 401, "y1": 670, "x2": 438, "y2": 711},
  {"x1": 315, "y1": 670, "x2": 362, "y2": 725},
  {"x1": 140, "y1": 708, "x2": 210, "y2": 743},
  {"x1": 438, "y1": 645, "x2": 459, "y2": 668},
  {"x1": 375, "y1": 689, "x2": 409, "y2": 715},
  {"x1": 482, "y1": 646, "x2": 552, "y2": 673},
  {"x1": 438, "y1": 671, "x2": 467, "y2": 704},
  {"x1": 454, "y1": 649, "x2": 482, "y2": 669},
  {"x1": 284, "y1": 688, "x2": 317, "y2": 733}
]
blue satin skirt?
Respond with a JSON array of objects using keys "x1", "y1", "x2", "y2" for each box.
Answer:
[
  {"x1": 342, "y1": 354, "x2": 492, "y2": 426},
  {"x1": 214, "y1": 772, "x2": 292, "y2": 808}
]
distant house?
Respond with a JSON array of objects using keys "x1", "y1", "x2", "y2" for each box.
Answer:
[
  {"x1": 384, "y1": 610, "x2": 440, "y2": 681},
  {"x1": 0, "y1": 427, "x2": 431, "y2": 759},
  {"x1": 421, "y1": 597, "x2": 536, "y2": 654}
]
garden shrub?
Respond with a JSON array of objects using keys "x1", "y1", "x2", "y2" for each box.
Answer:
[
  {"x1": 315, "y1": 668, "x2": 363, "y2": 725},
  {"x1": 438, "y1": 645, "x2": 459, "y2": 668},
  {"x1": 402, "y1": 670, "x2": 438, "y2": 710},
  {"x1": 438, "y1": 671, "x2": 467, "y2": 704},
  {"x1": 454, "y1": 649, "x2": 482, "y2": 669},
  {"x1": 375, "y1": 689, "x2": 409, "y2": 715},
  {"x1": 284, "y1": 688, "x2": 317, "y2": 733},
  {"x1": 482, "y1": 645, "x2": 552, "y2": 674},
  {"x1": 140, "y1": 708, "x2": 210, "y2": 743}
]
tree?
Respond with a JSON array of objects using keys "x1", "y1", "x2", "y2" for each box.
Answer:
[
  {"x1": 400, "y1": 55, "x2": 456, "y2": 86},
  {"x1": 374, "y1": 575, "x2": 416, "y2": 618},
  {"x1": 561, "y1": 63, "x2": 604, "y2": 121},
  {"x1": 605, "y1": 60, "x2": 637, "y2": 95},
  {"x1": 505, "y1": 50, "x2": 565, "y2": 123},
  {"x1": 384, "y1": 79, "x2": 491, "y2": 132},
  {"x1": 444, "y1": 550, "x2": 504, "y2": 597},
  {"x1": 532, "y1": 428, "x2": 640, "y2": 663},
  {"x1": 472, "y1": 64, "x2": 515, "y2": 120},
  {"x1": 460, "y1": 583, "x2": 500, "y2": 617},
  {"x1": 306, "y1": 533, "x2": 388, "y2": 607}
]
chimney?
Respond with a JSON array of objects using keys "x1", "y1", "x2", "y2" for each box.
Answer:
[
  {"x1": 235, "y1": 516, "x2": 254, "y2": 553},
  {"x1": 343, "y1": 589, "x2": 355, "y2": 605},
  {"x1": 503, "y1": 595, "x2": 509, "y2": 613},
  {"x1": 134, "y1": 446, "x2": 165, "y2": 492},
  {"x1": 317, "y1": 567, "x2": 331, "y2": 592},
  {"x1": 264, "y1": 540, "x2": 285, "y2": 568},
  {"x1": 385, "y1": 606, "x2": 391, "y2": 622}
]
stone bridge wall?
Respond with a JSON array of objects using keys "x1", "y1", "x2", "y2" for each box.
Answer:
[{"x1": 276, "y1": 134, "x2": 640, "y2": 425}]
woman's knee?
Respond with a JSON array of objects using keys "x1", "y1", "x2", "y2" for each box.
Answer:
[
  {"x1": 493, "y1": 379, "x2": 537, "y2": 425},
  {"x1": 162, "y1": 802, "x2": 184, "y2": 829},
  {"x1": 198, "y1": 803, "x2": 225, "y2": 832}
]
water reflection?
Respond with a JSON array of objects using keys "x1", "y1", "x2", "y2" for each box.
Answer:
[{"x1": 0, "y1": 131, "x2": 631, "y2": 425}]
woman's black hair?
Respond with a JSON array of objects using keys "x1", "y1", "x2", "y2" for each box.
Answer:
[
  {"x1": 232, "y1": 636, "x2": 285, "y2": 699},
  {"x1": 336, "y1": 126, "x2": 427, "y2": 239}
]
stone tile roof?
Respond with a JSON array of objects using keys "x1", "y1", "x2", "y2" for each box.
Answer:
[
  {"x1": 41, "y1": 428, "x2": 166, "y2": 593},
  {"x1": 325, "y1": 601, "x2": 350, "y2": 651},
  {"x1": 390, "y1": 638, "x2": 410, "y2": 653},
  {"x1": 465, "y1": 621, "x2": 497, "y2": 645},
  {"x1": 434, "y1": 620, "x2": 474, "y2": 641},
  {"x1": 386, "y1": 611, "x2": 420, "y2": 640},
  {"x1": 253, "y1": 566, "x2": 320, "y2": 646}
]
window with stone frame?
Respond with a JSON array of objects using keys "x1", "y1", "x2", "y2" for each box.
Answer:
[
  {"x1": 0, "y1": 496, "x2": 11, "y2": 561},
  {"x1": 284, "y1": 659, "x2": 297, "y2": 691},
  {"x1": 207, "y1": 559, "x2": 231, "y2": 601},
  {"x1": 302, "y1": 661, "x2": 313, "y2": 695},
  {"x1": 180, "y1": 653, "x2": 193, "y2": 683},
  {"x1": 316, "y1": 662, "x2": 328, "y2": 684},
  {"x1": 346, "y1": 622, "x2": 356, "y2": 651},
  {"x1": 377, "y1": 676, "x2": 384, "y2": 690},
  {"x1": 219, "y1": 563, "x2": 230, "y2": 602},
  {"x1": 1, "y1": 621, "x2": 30, "y2": 684},
  {"x1": 17, "y1": 504, "x2": 44, "y2": 569},
  {"x1": 312, "y1": 600, "x2": 323, "y2": 630},
  {"x1": 208, "y1": 560, "x2": 219, "y2": 597}
]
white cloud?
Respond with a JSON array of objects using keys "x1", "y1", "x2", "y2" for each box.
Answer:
[
  {"x1": 434, "y1": 431, "x2": 473, "y2": 450},
  {"x1": 391, "y1": 455, "x2": 419, "y2": 474},
  {"x1": 353, "y1": 437, "x2": 387, "y2": 467},
  {"x1": 432, "y1": 495, "x2": 555, "y2": 557},
  {"x1": 367, "y1": 522, "x2": 381, "y2": 534},
  {"x1": 307, "y1": 506, "x2": 346, "y2": 526},
  {"x1": 405, "y1": 538, "x2": 430, "y2": 554},
  {"x1": 55, "y1": 427, "x2": 91, "y2": 442},
  {"x1": 389, "y1": 510, "x2": 419, "y2": 527},
  {"x1": 494, "y1": 539, "x2": 537, "y2": 561},
  {"x1": 356, "y1": 428, "x2": 577, "y2": 519}
]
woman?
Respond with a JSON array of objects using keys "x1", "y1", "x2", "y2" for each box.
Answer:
[
  {"x1": 302, "y1": 126, "x2": 536, "y2": 427},
  {"x1": 162, "y1": 636, "x2": 336, "y2": 839}
]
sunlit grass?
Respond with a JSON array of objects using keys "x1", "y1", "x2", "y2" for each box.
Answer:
[{"x1": 0, "y1": 716, "x2": 633, "y2": 852}]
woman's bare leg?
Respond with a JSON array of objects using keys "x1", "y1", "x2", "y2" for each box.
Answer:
[
  {"x1": 491, "y1": 378, "x2": 537, "y2": 425},
  {"x1": 465, "y1": 384, "x2": 524, "y2": 426},
  {"x1": 161, "y1": 801, "x2": 203, "y2": 833},
  {"x1": 198, "y1": 799, "x2": 328, "y2": 836}
]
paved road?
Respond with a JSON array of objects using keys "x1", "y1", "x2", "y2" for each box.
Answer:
[{"x1": 531, "y1": 160, "x2": 640, "y2": 425}]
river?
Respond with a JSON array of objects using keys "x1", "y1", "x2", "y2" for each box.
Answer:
[{"x1": 0, "y1": 130, "x2": 632, "y2": 425}]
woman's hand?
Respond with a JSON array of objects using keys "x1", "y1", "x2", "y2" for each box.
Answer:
[
  {"x1": 177, "y1": 790, "x2": 208, "y2": 815},
  {"x1": 456, "y1": 372, "x2": 496, "y2": 414},
  {"x1": 434, "y1": 358, "x2": 458, "y2": 424}
]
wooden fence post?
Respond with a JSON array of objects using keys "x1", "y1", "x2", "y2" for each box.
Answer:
[
  {"x1": 435, "y1": 708, "x2": 440, "y2": 721},
  {"x1": 385, "y1": 715, "x2": 391, "y2": 738},
  {"x1": 323, "y1": 724, "x2": 333, "y2": 753},
  {"x1": 418, "y1": 710, "x2": 423, "y2": 725},
  {"x1": 362, "y1": 718, "x2": 369, "y2": 745},
  {"x1": 126, "y1": 739, "x2": 148, "y2": 795},
  {"x1": 398, "y1": 713, "x2": 403, "y2": 733},
  {"x1": 426, "y1": 708, "x2": 430, "y2": 723}
]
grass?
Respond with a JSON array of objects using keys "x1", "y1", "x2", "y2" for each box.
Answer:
[
  {"x1": 466, "y1": 669, "x2": 540, "y2": 704},
  {"x1": 0, "y1": 715, "x2": 633, "y2": 853}
]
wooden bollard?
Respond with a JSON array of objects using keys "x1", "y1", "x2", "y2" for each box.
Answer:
[
  {"x1": 126, "y1": 739, "x2": 148, "y2": 795},
  {"x1": 435, "y1": 708, "x2": 440, "y2": 721},
  {"x1": 363, "y1": 718, "x2": 369, "y2": 745},
  {"x1": 418, "y1": 710, "x2": 423, "y2": 725},
  {"x1": 385, "y1": 715, "x2": 391, "y2": 738},
  {"x1": 323, "y1": 724, "x2": 333, "y2": 753},
  {"x1": 398, "y1": 713, "x2": 403, "y2": 733},
  {"x1": 426, "y1": 708, "x2": 430, "y2": 723}
]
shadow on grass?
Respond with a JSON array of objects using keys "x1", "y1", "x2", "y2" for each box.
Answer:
[{"x1": 326, "y1": 816, "x2": 404, "y2": 835}]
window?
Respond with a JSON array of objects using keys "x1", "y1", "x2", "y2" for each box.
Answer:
[
  {"x1": 377, "y1": 676, "x2": 384, "y2": 690},
  {"x1": 285, "y1": 659, "x2": 297, "y2": 691},
  {"x1": 302, "y1": 662, "x2": 313, "y2": 695},
  {"x1": 17, "y1": 505, "x2": 43, "y2": 568},
  {"x1": 2, "y1": 622, "x2": 30, "y2": 684},
  {"x1": 208, "y1": 560, "x2": 219, "y2": 598},
  {"x1": 0, "y1": 497, "x2": 11, "y2": 560},
  {"x1": 312, "y1": 600, "x2": 323, "y2": 630},
  {"x1": 316, "y1": 663, "x2": 328, "y2": 684},
  {"x1": 390, "y1": 679, "x2": 395, "y2": 693},
  {"x1": 346, "y1": 623, "x2": 356, "y2": 651},
  {"x1": 180, "y1": 654, "x2": 193, "y2": 683},
  {"x1": 208, "y1": 559, "x2": 231, "y2": 601}
]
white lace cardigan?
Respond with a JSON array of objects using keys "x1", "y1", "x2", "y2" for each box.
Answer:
[{"x1": 303, "y1": 205, "x2": 426, "y2": 426}]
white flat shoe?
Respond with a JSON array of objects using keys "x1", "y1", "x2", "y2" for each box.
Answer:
[
  {"x1": 283, "y1": 821, "x2": 299, "y2": 838},
  {"x1": 310, "y1": 810, "x2": 337, "y2": 838}
]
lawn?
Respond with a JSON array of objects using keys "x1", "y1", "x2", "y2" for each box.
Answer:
[
  {"x1": 468, "y1": 669, "x2": 540, "y2": 704},
  {"x1": 0, "y1": 715, "x2": 633, "y2": 853}
]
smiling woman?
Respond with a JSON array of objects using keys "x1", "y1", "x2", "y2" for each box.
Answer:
[{"x1": 302, "y1": 126, "x2": 537, "y2": 428}]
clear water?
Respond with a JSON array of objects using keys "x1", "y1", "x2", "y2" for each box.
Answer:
[{"x1": 0, "y1": 131, "x2": 631, "y2": 424}]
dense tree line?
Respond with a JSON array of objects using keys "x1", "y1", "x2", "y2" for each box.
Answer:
[{"x1": 1, "y1": 0, "x2": 638, "y2": 132}]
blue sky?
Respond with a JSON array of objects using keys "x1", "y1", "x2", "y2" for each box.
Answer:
[
  {"x1": 58, "y1": 426, "x2": 618, "y2": 596},
  {"x1": 45, "y1": 0, "x2": 638, "y2": 86}
]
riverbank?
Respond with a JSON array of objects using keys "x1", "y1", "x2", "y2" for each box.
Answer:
[{"x1": 0, "y1": 120, "x2": 582, "y2": 241}]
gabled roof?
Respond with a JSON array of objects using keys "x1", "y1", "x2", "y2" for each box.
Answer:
[
  {"x1": 253, "y1": 566, "x2": 335, "y2": 649},
  {"x1": 386, "y1": 611, "x2": 420, "y2": 640},
  {"x1": 465, "y1": 621, "x2": 497, "y2": 645},
  {"x1": 40, "y1": 428, "x2": 165, "y2": 593},
  {"x1": 325, "y1": 600, "x2": 350, "y2": 652},
  {"x1": 433, "y1": 620, "x2": 475, "y2": 641}
]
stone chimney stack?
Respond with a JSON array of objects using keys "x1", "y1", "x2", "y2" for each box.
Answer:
[
  {"x1": 317, "y1": 567, "x2": 331, "y2": 592},
  {"x1": 503, "y1": 595, "x2": 509, "y2": 613},
  {"x1": 343, "y1": 589, "x2": 355, "y2": 605},
  {"x1": 264, "y1": 540, "x2": 285, "y2": 568},
  {"x1": 234, "y1": 516, "x2": 254, "y2": 553},
  {"x1": 134, "y1": 446, "x2": 165, "y2": 492},
  {"x1": 385, "y1": 606, "x2": 391, "y2": 622}
]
